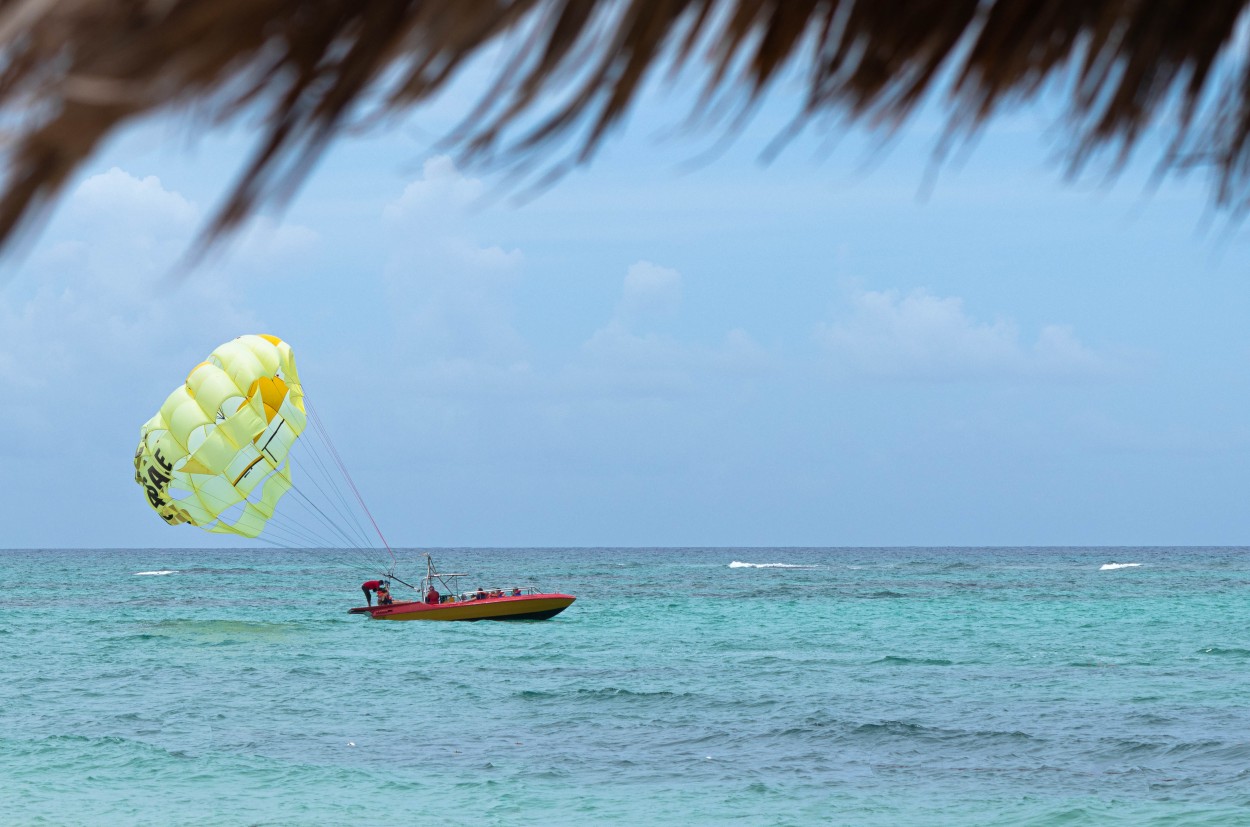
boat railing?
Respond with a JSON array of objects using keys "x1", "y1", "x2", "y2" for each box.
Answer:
[{"x1": 439, "y1": 586, "x2": 539, "y2": 603}]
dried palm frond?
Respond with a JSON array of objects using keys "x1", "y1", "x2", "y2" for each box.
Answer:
[{"x1": 0, "y1": 0, "x2": 1247, "y2": 254}]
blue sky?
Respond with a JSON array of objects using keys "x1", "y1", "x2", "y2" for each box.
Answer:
[{"x1": 2, "y1": 61, "x2": 1250, "y2": 549}]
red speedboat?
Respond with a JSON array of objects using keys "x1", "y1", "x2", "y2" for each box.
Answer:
[{"x1": 349, "y1": 555, "x2": 575, "y2": 621}]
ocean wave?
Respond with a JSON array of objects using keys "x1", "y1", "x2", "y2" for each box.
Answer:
[
  {"x1": 872, "y1": 655, "x2": 953, "y2": 666},
  {"x1": 175, "y1": 567, "x2": 263, "y2": 575},
  {"x1": 518, "y1": 687, "x2": 693, "y2": 702},
  {"x1": 728, "y1": 561, "x2": 818, "y2": 569},
  {"x1": 1099, "y1": 563, "x2": 1141, "y2": 571},
  {"x1": 1199, "y1": 646, "x2": 1250, "y2": 658},
  {"x1": 133, "y1": 570, "x2": 177, "y2": 576},
  {"x1": 848, "y1": 719, "x2": 1035, "y2": 746}
]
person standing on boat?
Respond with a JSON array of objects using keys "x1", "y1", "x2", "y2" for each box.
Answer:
[
  {"x1": 361, "y1": 579, "x2": 384, "y2": 606},
  {"x1": 425, "y1": 584, "x2": 440, "y2": 604}
]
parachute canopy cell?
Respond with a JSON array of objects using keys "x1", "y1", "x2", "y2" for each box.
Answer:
[{"x1": 134, "y1": 334, "x2": 306, "y2": 538}]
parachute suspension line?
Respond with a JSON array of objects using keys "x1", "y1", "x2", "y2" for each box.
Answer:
[
  {"x1": 283, "y1": 472, "x2": 379, "y2": 556},
  {"x1": 172, "y1": 482, "x2": 384, "y2": 577},
  {"x1": 283, "y1": 502, "x2": 390, "y2": 579},
  {"x1": 307, "y1": 401, "x2": 396, "y2": 570},
  {"x1": 290, "y1": 427, "x2": 376, "y2": 549},
  {"x1": 292, "y1": 409, "x2": 365, "y2": 524},
  {"x1": 263, "y1": 455, "x2": 390, "y2": 573},
  {"x1": 175, "y1": 463, "x2": 386, "y2": 575},
  {"x1": 278, "y1": 475, "x2": 367, "y2": 547},
  {"x1": 185, "y1": 484, "x2": 383, "y2": 575},
  {"x1": 286, "y1": 413, "x2": 393, "y2": 573},
  {"x1": 169, "y1": 460, "x2": 378, "y2": 565},
  {"x1": 247, "y1": 528, "x2": 388, "y2": 578},
  {"x1": 288, "y1": 398, "x2": 385, "y2": 560},
  {"x1": 180, "y1": 478, "x2": 355, "y2": 552}
]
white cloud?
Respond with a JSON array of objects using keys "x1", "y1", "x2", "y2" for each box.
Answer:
[
  {"x1": 573, "y1": 262, "x2": 770, "y2": 398},
  {"x1": 227, "y1": 216, "x2": 319, "y2": 268},
  {"x1": 10, "y1": 167, "x2": 254, "y2": 344},
  {"x1": 619, "y1": 260, "x2": 681, "y2": 320},
  {"x1": 718, "y1": 327, "x2": 771, "y2": 373},
  {"x1": 381, "y1": 156, "x2": 526, "y2": 381},
  {"x1": 378, "y1": 163, "x2": 771, "y2": 404},
  {"x1": 68, "y1": 166, "x2": 198, "y2": 236},
  {"x1": 0, "y1": 167, "x2": 314, "y2": 460},
  {"x1": 815, "y1": 287, "x2": 1118, "y2": 381},
  {"x1": 579, "y1": 320, "x2": 693, "y2": 395},
  {"x1": 383, "y1": 155, "x2": 485, "y2": 224}
]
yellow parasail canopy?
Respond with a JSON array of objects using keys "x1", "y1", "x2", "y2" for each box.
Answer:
[{"x1": 134, "y1": 334, "x2": 306, "y2": 538}]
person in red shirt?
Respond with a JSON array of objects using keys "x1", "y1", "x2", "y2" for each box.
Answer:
[
  {"x1": 425, "y1": 585, "x2": 440, "y2": 604},
  {"x1": 361, "y1": 579, "x2": 383, "y2": 606}
]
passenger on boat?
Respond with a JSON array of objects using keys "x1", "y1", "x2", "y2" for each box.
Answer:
[
  {"x1": 377, "y1": 582, "x2": 393, "y2": 606},
  {"x1": 425, "y1": 585, "x2": 439, "y2": 604},
  {"x1": 511, "y1": 587, "x2": 522, "y2": 596},
  {"x1": 475, "y1": 587, "x2": 486, "y2": 600},
  {"x1": 361, "y1": 579, "x2": 384, "y2": 606}
]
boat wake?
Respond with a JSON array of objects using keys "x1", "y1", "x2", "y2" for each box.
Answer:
[
  {"x1": 729, "y1": 561, "x2": 818, "y2": 569},
  {"x1": 133, "y1": 570, "x2": 178, "y2": 576},
  {"x1": 1099, "y1": 563, "x2": 1141, "y2": 571}
]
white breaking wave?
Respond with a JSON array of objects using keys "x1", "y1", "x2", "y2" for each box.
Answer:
[
  {"x1": 1099, "y1": 563, "x2": 1141, "y2": 571},
  {"x1": 728, "y1": 561, "x2": 817, "y2": 569},
  {"x1": 134, "y1": 570, "x2": 178, "y2": 576}
]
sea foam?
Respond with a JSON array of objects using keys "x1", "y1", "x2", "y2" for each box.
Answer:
[
  {"x1": 133, "y1": 570, "x2": 177, "y2": 576},
  {"x1": 1099, "y1": 563, "x2": 1141, "y2": 571},
  {"x1": 729, "y1": 561, "x2": 817, "y2": 569}
]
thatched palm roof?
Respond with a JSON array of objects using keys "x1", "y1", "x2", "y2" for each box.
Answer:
[{"x1": 1, "y1": 0, "x2": 1247, "y2": 251}]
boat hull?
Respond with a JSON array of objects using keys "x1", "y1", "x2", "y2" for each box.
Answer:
[{"x1": 350, "y1": 593, "x2": 575, "y2": 621}]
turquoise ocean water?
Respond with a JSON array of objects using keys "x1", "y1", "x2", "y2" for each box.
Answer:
[{"x1": 2, "y1": 546, "x2": 1249, "y2": 825}]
